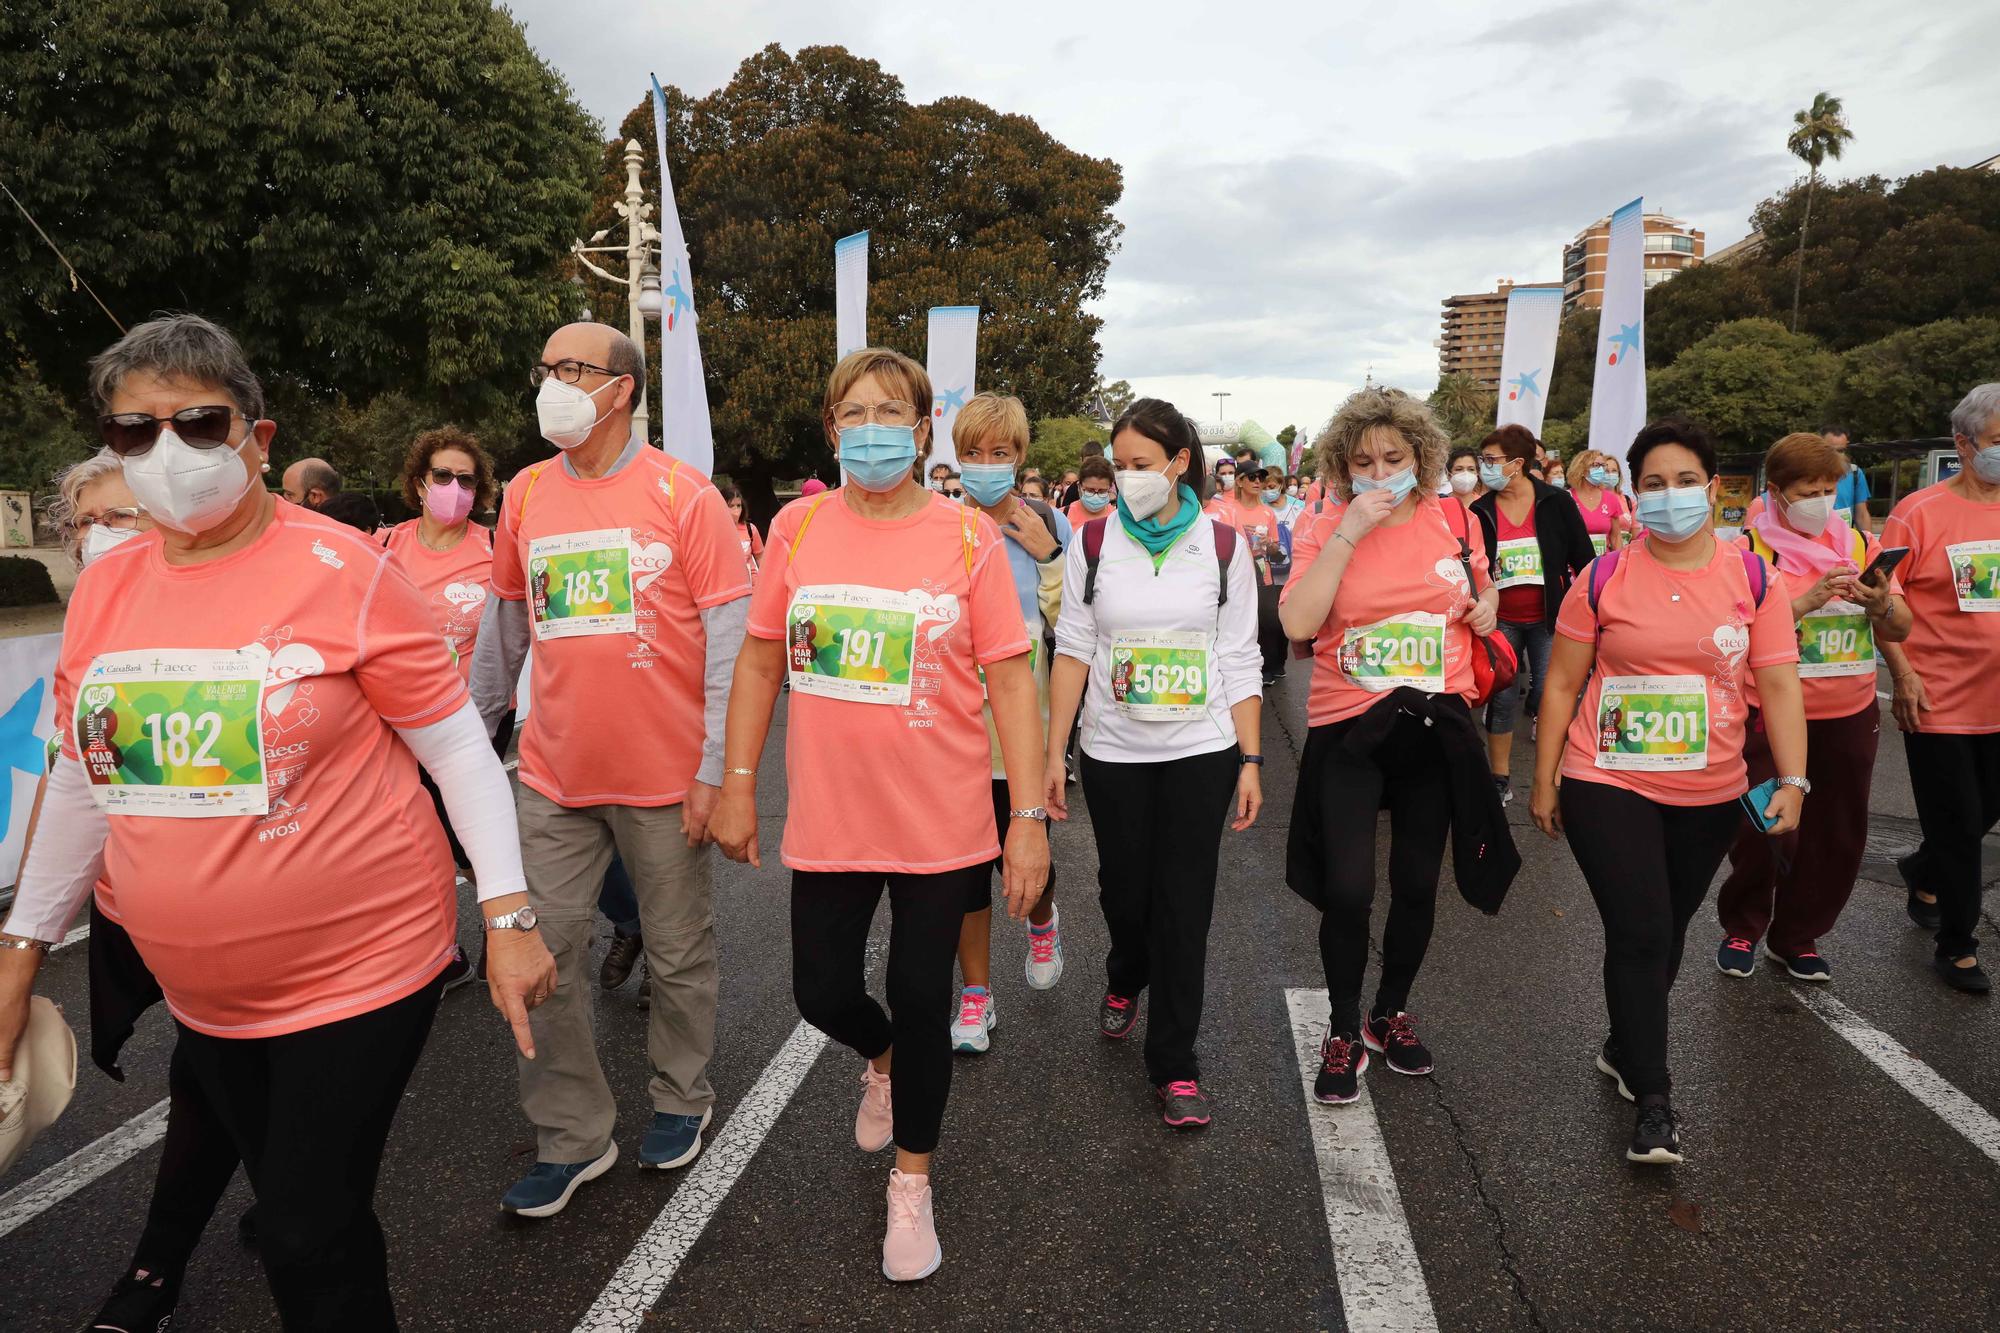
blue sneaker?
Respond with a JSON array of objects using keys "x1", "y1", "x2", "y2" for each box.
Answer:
[
  {"x1": 639, "y1": 1107, "x2": 713, "y2": 1170},
  {"x1": 501, "y1": 1143, "x2": 619, "y2": 1218}
]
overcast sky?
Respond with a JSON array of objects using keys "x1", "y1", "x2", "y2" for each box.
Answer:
[{"x1": 512, "y1": 0, "x2": 1996, "y2": 437}]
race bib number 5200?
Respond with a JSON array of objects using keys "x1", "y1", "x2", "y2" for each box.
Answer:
[{"x1": 75, "y1": 647, "x2": 270, "y2": 817}]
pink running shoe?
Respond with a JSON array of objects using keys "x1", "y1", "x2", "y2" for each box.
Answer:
[
  {"x1": 882, "y1": 1168, "x2": 942, "y2": 1281},
  {"x1": 855, "y1": 1062, "x2": 893, "y2": 1153}
]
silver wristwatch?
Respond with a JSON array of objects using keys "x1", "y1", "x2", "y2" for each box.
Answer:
[
  {"x1": 484, "y1": 905, "x2": 540, "y2": 932},
  {"x1": 1009, "y1": 807, "x2": 1048, "y2": 821},
  {"x1": 1778, "y1": 775, "x2": 1812, "y2": 795}
]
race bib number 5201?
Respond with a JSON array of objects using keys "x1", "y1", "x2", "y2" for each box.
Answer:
[
  {"x1": 75, "y1": 647, "x2": 270, "y2": 817},
  {"x1": 1593, "y1": 674, "x2": 1709, "y2": 771},
  {"x1": 528, "y1": 528, "x2": 636, "y2": 639}
]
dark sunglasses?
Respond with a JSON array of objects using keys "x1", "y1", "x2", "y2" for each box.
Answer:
[
  {"x1": 427, "y1": 467, "x2": 477, "y2": 489},
  {"x1": 98, "y1": 405, "x2": 249, "y2": 457}
]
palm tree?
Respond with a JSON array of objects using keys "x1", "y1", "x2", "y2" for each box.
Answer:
[
  {"x1": 1786, "y1": 91, "x2": 1854, "y2": 333},
  {"x1": 1429, "y1": 372, "x2": 1492, "y2": 438}
]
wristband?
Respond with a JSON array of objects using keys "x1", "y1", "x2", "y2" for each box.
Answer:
[
  {"x1": 1331, "y1": 531, "x2": 1357, "y2": 550},
  {"x1": 723, "y1": 768, "x2": 756, "y2": 778},
  {"x1": 1240, "y1": 754, "x2": 1264, "y2": 766}
]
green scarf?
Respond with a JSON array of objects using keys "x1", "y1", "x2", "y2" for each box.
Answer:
[{"x1": 1115, "y1": 483, "x2": 1202, "y2": 559}]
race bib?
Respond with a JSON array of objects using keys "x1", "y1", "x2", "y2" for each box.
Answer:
[
  {"x1": 1797, "y1": 599, "x2": 1874, "y2": 677},
  {"x1": 786, "y1": 584, "x2": 919, "y2": 705},
  {"x1": 75, "y1": 647, "x2": 270, "y2": 817},
  {"x1": 1494, "y1": 538, "x2": 1544, "y2": 589},
  {"x1": 1591, "y1": 533, "x2": 1609, "y2": 557},
  {"x1": 1593, "y1": 674, "x2": 1708, "y2": 771},
  {"x1": 1338, "y1": 613, "x2": 1446, "y2": 693},
  {"x1": 1110, "y1": 631, "x2": 1210, "y2": 720},
  {"x1": 1947, "y1": 540, "x2": 2000, "y2": 612},
  {"x1": 528, "y1": 528, "x2": 636, "y2": 640}
]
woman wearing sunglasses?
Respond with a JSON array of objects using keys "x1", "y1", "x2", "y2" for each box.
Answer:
[{"x1": 0, "y1": 314, "x2": 550, "y2": 1331}]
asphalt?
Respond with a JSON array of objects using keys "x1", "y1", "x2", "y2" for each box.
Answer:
[{"x1": 4, "y1": 670, "x2": 1999, "y2": 1332}]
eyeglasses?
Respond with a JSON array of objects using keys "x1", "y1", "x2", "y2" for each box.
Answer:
[
  {"x1": 427, "y1": 467, "x2": 477, "y2": 489},
  {"x1": 98, "y1": 405, "x2": 249, "y2": 457},
  {"x1": 529, "y1": 359, "x2": 618, "y2": 387},
  {"x1": 66, "y1": 506, "x2": 147, "y2": 536},
  {"x1": 831, "y1": 400, "x2": 920, "y2": 429}
]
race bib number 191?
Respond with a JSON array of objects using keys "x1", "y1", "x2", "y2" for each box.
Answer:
[
  {"x1": 1593, "y1": 674, "x2": 1708, "y2": 771},
  {"x1": 75, "y1": 647, "x2": 270, "y2": 817},
  {"x1": 528, "y1": 528, "x2": 636, "y2": 640},
  {"x1": 786, "y1": 584, "x2": 919, "y2": 705}
]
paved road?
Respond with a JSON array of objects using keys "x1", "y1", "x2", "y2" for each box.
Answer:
[{"x1": 4, "y1": 669, "x2": 1998, "y2": 1332}]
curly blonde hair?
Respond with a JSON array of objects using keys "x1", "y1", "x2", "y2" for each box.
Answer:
[{"x1": 1313, "y1": 387, "x2": 1449, "y2": 501}]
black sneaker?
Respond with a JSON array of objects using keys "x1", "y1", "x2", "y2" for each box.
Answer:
[
  {"x1": 1313, "y1": 1030, "x2": 1368, "y2": 1103},
  {"x1": 1899, "y1": 854, "x2": 1942, "y2": 929},
  {"x1": 1715, "y1": 935, "x2": 1758, "y2": 978},
  {"x1": 1595, "y1": 1037, "x2": 1633, "y2": 1102},
  {"x1": 1098, "y1": 992, "x2": 1139, "y2": 1040},
  {"x1": 438, "y1": 946, "x2": 475, "y2": 994},
  {"x1": 1766, "y1": 945, "x2": 1832, "y2": 982},
  {"x1": 1934, "y1": 952, "x2": 1992, "y2": 994},
  {"x1": 600, "y1": 933, "x2": 644, "y2": 990},
  {"x1": 1361, "y1": 1010, "x2": 1434, "y2": 1076},
  {"x1": 1627, "y1": 1095, "x2": 1683, "y2": 1165},
  {"x1": 1492, "y1": 774, "x2": 1513, "y2": 806},
  {"x1": 1156, "y1": 1079, "x2": 1212, "y2": 1130},
  {"x1": 88, "y1": 1266, "x2": 180, "y2": 1332}
]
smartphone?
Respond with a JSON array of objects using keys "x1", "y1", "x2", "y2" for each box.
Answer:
[
  {"x1": 1860, "y1": 545, "x2": 1911, "y2": 586},
  {"x1": 1739, "y1": 777, "x2": 1782, "y2": 833}
]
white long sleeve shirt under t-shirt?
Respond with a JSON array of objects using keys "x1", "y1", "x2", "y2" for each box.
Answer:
[{"x1": 1053, "y1": 510, "x2": 1263, "y2": 764}]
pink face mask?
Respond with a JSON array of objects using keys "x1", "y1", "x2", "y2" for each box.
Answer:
[{"x1": 425, "y1": 480, "x2": 475, "y2": 524}]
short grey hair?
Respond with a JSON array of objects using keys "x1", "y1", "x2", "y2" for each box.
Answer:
[
  {"x1": 46, "y1": 448, "x2": 127, "y2": 566},
  {"x1": 87, "y1": 312, "x2": 266, "y2": 420},
  {"x1": 292, "y1": 457, "x2": 341, "y2": 496},
  {"x1": 605, "y1": 329, "x2": 646, "y2": 411},
  {"x1": 1950, "y1": 383, "x2": 2000, "y2": 443}
]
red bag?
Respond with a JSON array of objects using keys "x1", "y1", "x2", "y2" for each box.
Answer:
[{"x1": 1440, "y1": 500, "x2": 1517, "y2": 708}]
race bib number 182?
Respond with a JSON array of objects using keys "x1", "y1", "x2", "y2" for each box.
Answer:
[{"x1": 75, "y1": 646, "x2": 270, "y2": 817}]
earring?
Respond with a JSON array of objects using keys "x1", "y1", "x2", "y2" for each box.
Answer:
[{"x1": 260, "y1": 462, "x2": 271, "y2": 473}]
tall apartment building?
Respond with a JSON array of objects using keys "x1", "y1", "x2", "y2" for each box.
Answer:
[
  {"x1": 1561, "y1": 211, "x2": 1704, "y2": 313},
  {"x1": 1437, "y1": 280, "x2": 1561, "y2": 389}
]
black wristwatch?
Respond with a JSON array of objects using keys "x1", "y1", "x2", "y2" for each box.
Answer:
[{"x1": 1240, "y1": 753, "x2": 1264, "y2": 766}]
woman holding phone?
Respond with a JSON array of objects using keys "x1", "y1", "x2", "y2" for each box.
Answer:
[{"x1": 1714, "y1": 434, "x2": 1909, "y2": 982}]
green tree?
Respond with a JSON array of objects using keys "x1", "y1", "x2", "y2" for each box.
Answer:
[
  {"x1": 1785, "y1": 91, "x2": 1855, "y2": 333},
  {"x1": 1, "y1": 0, "x2": 598, "y2": 471},
  {"x1": 1276, "y1": 424, "x2": 1298, "y2": 447},
  {"x1": 1098, "y1": 378, "x2": 1137, "y2": 421},
  {"x1": 1648, "y1": 318, "x2": 1838, "y2": 454},
  {"x1": 592, "y1": 46, "x2": 1124, "y2": 516},
  {"x1": 0, "y1": 339, "x2": 93, "y2": 492},
  {"x1": 1543, "y1": 309, "x2": 1600, "y2": 425},
  {"x1": 1428, "y1": 372, "x2": 1494, "y2": 445},
  {"x1": 1028, "y1": 416, "x2": 1108, "y2": 479},
  {"x1": 1828, "y1": 317, "x2": 2000, "y2": 442},
  {"x1": 1644, "y1": 263, "x2": 1774, "y2": 368}
]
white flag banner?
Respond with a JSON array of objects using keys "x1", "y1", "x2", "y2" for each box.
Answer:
[
  {"x1": 835, "y1": 230, "x2": 869, "y2": 359},
  {"x1": 1587, "y1": 197, "x2": 1647, "y2": 465},
  {"x1": 651, "y1": 75, "x2": 714, "y2": 476},
  {"x1": 1495, "y1": 285, "x2": 1562, "y2": 437},
  {"x1": 925, "y1": 306, "x2": 979, "y2": 473},
  {"x1": 0, "y1": 632, "x2": 60, "y2": 891}
]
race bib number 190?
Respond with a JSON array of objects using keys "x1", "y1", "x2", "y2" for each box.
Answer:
[
  {"x1": 528, "y1": 528, "x2": 636, "y2": 640},
  {"x1": 1593, "y1": 674, "x2": 1708, "y2": 771},
  {"x1": 75, "y1": 647, "x2": 270, "y2": 817},
  {"x1": 786, "y1": 584, "x2": 919, "y2": 705},
  {"x1": 1797, "y1": 599, "x2": 1874, "y2": 677}
]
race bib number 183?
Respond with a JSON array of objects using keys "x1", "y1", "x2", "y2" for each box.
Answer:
[{"x1": 528, "y1": 528, "x2": 636, "y2": 640}]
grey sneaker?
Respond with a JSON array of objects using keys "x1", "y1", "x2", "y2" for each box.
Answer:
[{"x1": 501, "y1": 1143, "x2": 619, "y2": 1218}]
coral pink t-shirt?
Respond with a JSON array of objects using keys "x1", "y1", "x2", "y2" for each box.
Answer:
[
  {"x1": 382, "y1": 520, "x2": 493, "y2": 683},
  {"x1": 1208, "y1": 496, "x2": 1282, "y2": 585},
  {"x1": 1282, "y1": 496, "x2": 1490, "y2": 728},
  {"x1": 55, "y1": 503, "x2": 465, "y2": 1037},
  {"x1": 1557, "y1": 539, "x2": 1799, "y2": 806},
  {"x1": 1574, "y1": 487, "x2": 1629, "y2": 549},
  {"x1": 1882, "y1": 483, "x2": 2000, "y2": 734},
  {"x1": 1066, "y1": 499, "x2": 1111, "y2": 530},
  {"x1": 491, "y1": 448, "x2": 751, "y2": 807},
  {"x1": 746, "y1": 488, "x2": 1030, "y2": 873}
]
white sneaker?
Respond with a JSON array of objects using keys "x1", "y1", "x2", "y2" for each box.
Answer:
[
  {"x1": 882, "y1": 1169, "x2": 942, "y2": 1281},
  {"x1": 1024, "y1": 906, "x2": 1065, "y2": 990},
  {"x1": 948, "y1": 987, "x2": 995, "y2": 1054}
]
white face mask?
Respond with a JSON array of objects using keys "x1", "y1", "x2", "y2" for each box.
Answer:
[
  {"x1": 122, "y1": 429, "x2": 255, "y2": 534},
  {"x1": 536, "y1": 377, "x2": 620, "y2": 450},
  {"x1": 1782, "y1": 492, "x2": 1837, "y2": 536},
  {"x1": 1115, "y1": 467, "x2": 1175, "y2": 521},
  {"x1": 1450, "y1": 471, "x2": 1478, "y2": 494},
  {"x1": 80, "y1": 523, "x2": 140, "y2": 568}
]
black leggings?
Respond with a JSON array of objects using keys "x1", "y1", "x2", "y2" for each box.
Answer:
[
  {"x1": 128, "y1": 1041, "x2": 240, "y2": 1284},
  {"x1": 1303, "y1": 709, "x2": 1452, "y2": 1036},
  {"x1": 1561, "y1": 777, "x2": 1739, "y2": 1099},
  {"x1": 791, "y1": 867, "x2": 982, "y2": 1154},
  {"x1": 175, "y1": 980, "x2": 440, "y2": 1332},
  {"x1": 1902, "y1": 730, "x2": 2000, "y2": 958}
]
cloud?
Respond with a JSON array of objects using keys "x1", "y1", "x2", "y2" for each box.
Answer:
[{"x1": 1460, "y1": 2, "x2": 1628, "y2": 51}]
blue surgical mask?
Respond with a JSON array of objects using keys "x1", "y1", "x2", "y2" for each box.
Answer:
[
  {"x1": 838, "y1": 424, "x2": 918, "y2": 493},
  {"x1": 1587, "y1": 466, "x2": 1613, "y2": 488},
  {"x1": 1634, "y1": 484, "x2": 1712, "y2": 541},
  {"x1": 1478, "y1": 461, "x2": 1510, "y2": 491},
  {"x1": 958, "y1": 461, "x2": 1017, "y2": 507},
  {"x1": 1260, "y1": 488, "x2": 1281, "y2": 505},
  {"x1": 1080, "y1": 491, "x2": 1111, "y2": 512},
  {"x1": 1973, "y1": 444, "x2": 2000, "y2": 485},
  {"x1": 1351, "y1": 464, "x2": 1418, "y2": 505}
]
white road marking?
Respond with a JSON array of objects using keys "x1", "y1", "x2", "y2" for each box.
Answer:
[
  {"x1": 570, "y1": 1020, "x2": 828, "y2": 1332},
  {"x1": 503, "y1": 758, "x2": 518, "y2": 773},
  {"x1": 1792, "y1": 987, "x2": 2000, "y2": 1167},
  {"x1": 0, "y1": 1097, "x2": 171, "y2": 1240},
  {"x1": 52, "y1": 922, "x2": 89, "y2": 952},
  {"x1": 1285, "y1": 988, "x2": 1439, "y2": 1333}
]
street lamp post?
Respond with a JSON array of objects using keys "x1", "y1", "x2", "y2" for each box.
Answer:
[
  {"x1": 1213, "y1": 391, "x2": 1230, "y2": 426},
  {"x1": 571, "y1": 139, "x2": 663, "y2": 443}
]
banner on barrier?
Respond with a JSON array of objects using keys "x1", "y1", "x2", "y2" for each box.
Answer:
[{"x1": 1, "y1": 633, "x2": 61, "y2": 890}]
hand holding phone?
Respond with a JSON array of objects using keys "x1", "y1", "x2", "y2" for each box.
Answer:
[{"x1": 1861, "y1": 545, "x2": 1911, "y2": 587}]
